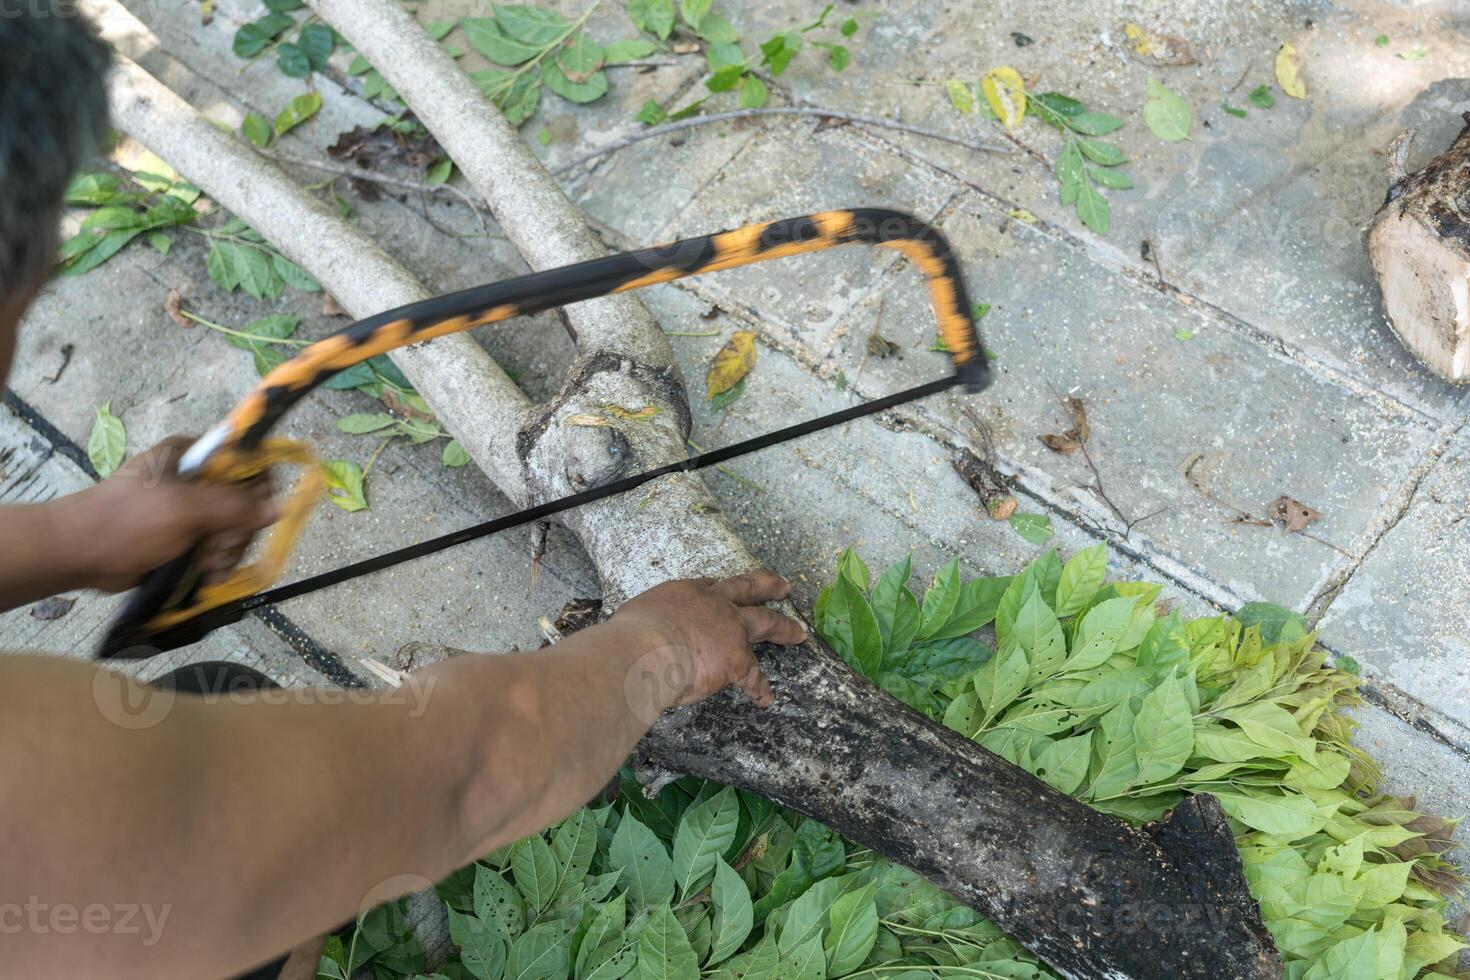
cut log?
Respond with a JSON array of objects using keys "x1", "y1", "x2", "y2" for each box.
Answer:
[
  {"x1": 95, "y1": 1, "x2": 1281, "y2": 973},
  {"x1": 1368, "y1": 116, "x2": 1470, "y2": 382}
]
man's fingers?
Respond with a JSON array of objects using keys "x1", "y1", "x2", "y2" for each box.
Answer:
[
  {"x1": 737, "y1": 605, "x2": 807, "y2": 646},
  {"x1": 711, "y1": 570, "x2": 791, "y2": 606},
  {"x1": 183, "y1": 481, "x2": 279, "y2": 537},
  {"x1": 734, "y1": 661, "x2": 775, "y2": 708}
]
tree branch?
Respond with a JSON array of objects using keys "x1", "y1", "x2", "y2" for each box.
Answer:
[{"x1": 548, "y1": 106, "x2": 1014, "y2": 177}]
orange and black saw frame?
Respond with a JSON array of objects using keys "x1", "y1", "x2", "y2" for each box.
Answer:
[{"x1": 96, "y1": 207, "x2": 988, "y2": 659}]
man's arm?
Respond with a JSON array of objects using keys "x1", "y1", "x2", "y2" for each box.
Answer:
[
  {"x1": 0, "y1": 437, "x2": 276, "y2": 612},
  {"x1": 0, "y1": 572, "x2": 805, "y2": 980}
]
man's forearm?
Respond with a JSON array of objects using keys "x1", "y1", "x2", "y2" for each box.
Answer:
[
  {"x1": 0, "y1": 500, "x2": 92, "y2": 611},
  {"x1": 1, "y1": 624, "x2": 677, "y2": 980}
]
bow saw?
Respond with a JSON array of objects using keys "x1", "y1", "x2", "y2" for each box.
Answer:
[{"x1": 96, "y1": 207, "x2": 991, "y2": 660}]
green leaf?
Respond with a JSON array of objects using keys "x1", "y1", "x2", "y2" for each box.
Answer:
[
  {"x1": 1233, "y1": 601, "x2": 1308, "y2": 644},
  {"x1": 708, "y1": 859, "x2": 753, "y2": 965},
  {"x1": 1011, "y1": 588, "x2": 1067, "y2": 682},
  {"x1": 1066, "y1": 110, "x2": 1124, "y2": 135},
  {"x1": 448, "y1": 908, "x2": 508, "y2": 980},
  {"x1": 274, "y1": 91, "x2": 322, "y2": 136},
  {"x1": 271, "y1": 252, "x2": 320, "y2": 292},
  {"x1": 559, "y1": 32, "x2": 606, "y2": 79},
  {"x1": 497, "y1": 5, "x2": 572, "y2": 45},
  {"x1": 928, "y1": 575, "x2": 1009, "y2": 642},
  {"x1": 1008, "y1": 512, "x2": 1054, "y2": 544},
  {"x1": 232, "y1": 13, "x2": 293, "y2": 58},
  {"x1": 320, "y1": 459, "x2": 368, "y2": 512},
  {"x1": 58, "y1": 228, "x2": 142, "y2": 277},
  {"x1": 550, "y1": 808, "x2": 598, "y2": 901},
  {"x1": 605, "y1": 38, "x2": 658, "y2": 62},
  {"x1": 542, "y1": 59, "x2": 610, "y2": 103},
  {"x1": 207, "y1": 241, "x2": 277, "y2": 300},
  {"x1": 276, "y1": 42, "x2": 311, "y2": 78},
  {"x1": 1131, "y1": 673, "x2": 1194, "y2": 786},
  {"x1": 776, "y1": 933, "x2": 826, "y2": 980},
  {"x1": 632, "y1": 904, "x2": 698, "y2": 980},
  {"x1": 1143, "y1": 78, "x2": 1192, "y2": 141},
  {"x1": 473, "y1": 864, "x2": 526, "y2": 938},
  {"x1": 1029, "y1": 731, "x2": 1093, "y2": 794},
  {"x1": 609, "y1": 812, "x2": 674, "y2": 907},
  {"x1": 64, "y1": 173, "x2": 125, "y2": 206},
  {"x1": 1214, "y1": 790, "x2": 1325, "y2": 838},
  {"x1": 1375, "y1": 34, "x2": 1390, "y2": 47},
  {"x1": 870, "y1": 556, "x2": 911, "y2": 650},
  {"x1": 679, "y1": 0, "x2": 711, "y2": 30},
  {"x1": 840, "y1": 17, "x2": 858, "y2": 36},
  {"x1": 627, "y1": 0, "x2": 675, "y2": 40},
  {"x1": 1398, "y1": 46, "x2": 1429, "y2": 61},
  {"x1": 636, "y1": 100, "x2": 668, "y2": 125},
  {"x1": 823, "y1": 886, "x2": 878, "y2": 975},
  {"x1": 510, "y1": 834, "x2": 560, "y2": 911},
  {"x1": 463, "y1": 17, "x2": 544, "y2": 64},
  {"x1": 1077, "y1": 138, "x2": 1125, "y2": 166},
  {"x1": 508, "y1": 920, "x2": 573, "y2": 980},
  {"x1": 262, "y1": 0, "x2": 302, "y2": 10},
  {"x1": 1221, "y1": 103, "x2": 1247, "y2": 118},
  {"x1": 972, "y1": 637, "x2": 1028, "y2": 727},
  {"x1": 823, "y1": 574, "x2": 883, "y2": 676},
  {"x1": 1055, "y1": 544, "x2": 1106, "y2": 618},
  {"x1": 338, "y1": 412, "x2": 397, "y2": 434},
  {"x1": 945, "y1": 79, "x2": 973, "y2": 114},
  {"x1": 240, "y1": 112, "x2": 273, "y2": 148},
  {"x1": 738, "y1": 74, "x2": 769, "y2": 109},
  {"x1": 147, "y1": 232, "x2": 173, "y2": 255},
  {"x1": 918, "y1": 558, "x2": 961, "y2": 639},
  {"x1": 1075, "y1": 181, "x2": 1110, "y2": 235},
  {"x1": 826, "y1": 44, "x2": 850, "y2": 71},
  {"x1": 1064, "y1": 595, "x2": 1139, "y2": 672},
  {"x1": 1032, "y1": 91, "x2": 1085, "y2": 118},
  {"x1": 576, "y1": 894, "x2": 632, "y2": 979},
  {"x1": 1248, "y1": 84, "x2": 1275, "y2": 109},
  {"x1": 88, "y1": 403, "x2": 126, "y2": 477},
  {"x1": 672, "y1": 786, "x2": 739, "y2": 899},
  {"x1": 443, "y1": 440, "x2": 471, "y2": 467},
  {"x1": 427, "y1": 157, "x2": 454, "y2": 185},
  {"x1": 759, "y1": 31, "x2": 801, "y2": 76}
]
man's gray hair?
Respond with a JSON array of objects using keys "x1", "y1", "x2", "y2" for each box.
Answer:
[{"x1": 1, "y1": 8, "x2": 112, "y2": 297}]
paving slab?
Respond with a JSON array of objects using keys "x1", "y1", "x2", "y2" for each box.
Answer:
[{"x1": 1316, "y1": 422, "x2": 1470, "y2": 724}]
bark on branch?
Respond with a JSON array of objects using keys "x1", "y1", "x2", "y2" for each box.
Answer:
[{"x1": 100, "y1": 1, "x2": 1280, "y2": 974}]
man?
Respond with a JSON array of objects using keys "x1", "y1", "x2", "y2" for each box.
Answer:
[{"x1": 0, "y1": 11, "x2": 807, "y2": 979}]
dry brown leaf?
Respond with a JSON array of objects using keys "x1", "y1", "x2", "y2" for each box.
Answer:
[
  {"x1": 566, "y1": 413, "x2": 613, "y2": 427},
  {"x1": 1039, "y1": 397, "x2": 1090, "y2": 454},
  {"x1": 706, "y1": 330, "x2": 757, "y2": 399},
  {"x1": 322, "y1": 293, "x2": 348, "y2": 317},
  {"x1": 164, "y1": 287, "x2": 189, "y2": 327},
  {"x1": 1124, "y1": 23, "x2": 1196, "y2": 66},
  {"x1": 671, "y1": 39, "x2": 701, "y2": 54},
  {"x1": 381, "y1": 389, "x2": 436, "y2": 422},
  {"x1": 1271, "y1": 495, "x2": 1322, "y2": 533},
  {"x1": 866, "y1": 333, "x2": 899, "y2": 358}
]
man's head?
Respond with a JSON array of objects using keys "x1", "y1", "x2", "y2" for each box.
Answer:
[{"x1": 0, "y1": 9, "x2": 112, "y2": 384}]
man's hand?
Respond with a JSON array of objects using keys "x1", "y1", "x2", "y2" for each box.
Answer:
[
  {"x1": 56, "y1": 436, "x2": 278, "y2": 592},
  {"x1": 610, "y1": 571, "x2": 808, "y2": 709}
]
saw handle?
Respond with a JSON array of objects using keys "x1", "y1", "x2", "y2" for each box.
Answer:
[{"x1": 96, "y1": 208, "x2": 988, "y2": 659}]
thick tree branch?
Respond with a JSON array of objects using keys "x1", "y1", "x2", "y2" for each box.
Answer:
[{"x1": 99, "y1": 47, "x2": 531, "y2": 499}]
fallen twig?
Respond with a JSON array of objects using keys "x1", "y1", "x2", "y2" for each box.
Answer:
[
  {"x1": 549, "y1": 106, "x2": 1012, "y2": 176},
  {"x1": 263, "y1": 151, "x2": 489, "y2": 228}
]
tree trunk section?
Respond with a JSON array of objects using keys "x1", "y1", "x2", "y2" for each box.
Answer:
[{"x1": 1368, "y1": 115, "x2": 1470, "y2": 383}]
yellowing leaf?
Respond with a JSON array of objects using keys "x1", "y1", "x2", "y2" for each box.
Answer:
[
  {"x1": 706, "y1": 330, "x2": 756, "y2": 399},
  {"x1": 601, "y1": 403, "x2": 661, "y2": 421},
  {"x1": 565, "y1": 413, "x2": 613, "y2": 427},
  {"x1": 944, "y1": 79, "x2": 973, "y2": 115},
  {"x1": 1123, "y1": 23, "x2": 1196, "y2": 66},
  {"x1": 981, "y1": 66, "x2": 1027, "y2": 129},
  {"x1": 1006, "y1": 208, "x2": 1038, "y2": 224},
  {"x1": 1275, "y1": 42, "x2": 1307, "y2": 99}
]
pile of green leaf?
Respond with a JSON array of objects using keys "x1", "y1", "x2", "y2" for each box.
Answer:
[{"x1": 331, "y1": 547, "x2": 1466, "y2": 980}]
